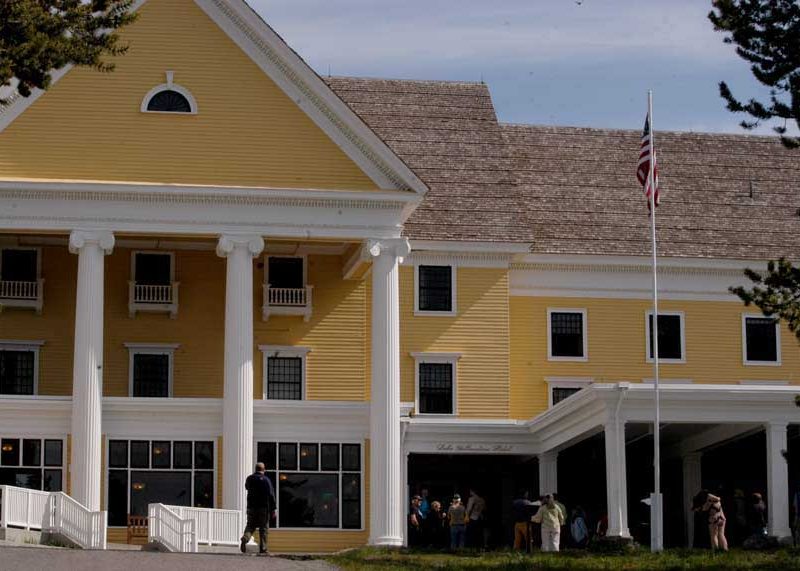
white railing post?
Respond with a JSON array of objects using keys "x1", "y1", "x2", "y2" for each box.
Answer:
[{"x1": 0, "y1": 486, "x2": 6, "y2": 529}]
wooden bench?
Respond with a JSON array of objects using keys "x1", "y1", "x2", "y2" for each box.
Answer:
[{"x1": 127, "y1": 515, "x2": 148, "y2": 544}]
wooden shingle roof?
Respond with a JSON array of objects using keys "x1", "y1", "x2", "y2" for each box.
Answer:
[{"x1": 327, "y1": 76, "x2": 800, "y2": 259}]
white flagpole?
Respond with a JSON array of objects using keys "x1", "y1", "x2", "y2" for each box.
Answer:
[{"x1": 648, "y1": 90, "x2": 663, "y2": 553}]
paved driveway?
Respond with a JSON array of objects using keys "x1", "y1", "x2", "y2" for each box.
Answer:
[{"x1": 0, "y1": 545, "x2": 338, "y2": 571}]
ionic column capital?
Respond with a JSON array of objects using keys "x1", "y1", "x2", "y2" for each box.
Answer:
[
  {"x1": 216, "y1": 234, "x2": 264, "y2": 258},
  {"x1": 366, "y1": 238, "x2": 411, "y2": 260},
  {"x1": 69, "y1": 229, "x2": 115, "y2": 255}
]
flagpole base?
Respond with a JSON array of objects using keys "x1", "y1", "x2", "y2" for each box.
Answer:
[{"x1": 650, "y1": 492, "x2": 664, "y2": 552}]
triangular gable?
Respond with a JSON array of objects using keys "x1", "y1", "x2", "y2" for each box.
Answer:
[{"x1": 0, "y1": 0, "x2": 427, "y2": 195}]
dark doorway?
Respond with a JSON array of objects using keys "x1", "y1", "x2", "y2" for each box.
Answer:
[{"x1": 408, "y1": 453, "x2": 537, "y2": 548}]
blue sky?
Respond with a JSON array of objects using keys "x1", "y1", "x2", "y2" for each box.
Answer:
[{"x1": 247, "y1": 0, "x2": 796, "y2": 136}]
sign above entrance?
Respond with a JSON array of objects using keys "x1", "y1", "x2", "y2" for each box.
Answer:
[{"x1": 435, "y1": 442, "x2": 516, "y2": 453}]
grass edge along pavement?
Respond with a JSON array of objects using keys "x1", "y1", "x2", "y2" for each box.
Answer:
[{"x1": 325, "y1": 547, "x2": 800, "y2": 570}]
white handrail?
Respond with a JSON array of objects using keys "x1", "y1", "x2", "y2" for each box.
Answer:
[
  {"x1": 47, "y1": 492, "x2": 107, "y2": 549},
  {"x1": 267, "y1": 286, "x2": 309, "y2": 307},
  {"x1": 168, "y1": 505, "x2": 243, "y2": 546},
  {"x1": 0, "y1": 485, "x2": 50, "y2": 531},
  {"x1": 148, "y1": 503, "x2": 197, "y2": 553}
]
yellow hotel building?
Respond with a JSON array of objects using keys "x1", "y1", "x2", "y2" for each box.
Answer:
[{"x1": 0, "y1": 0, "x2": 799, "y2": 552}]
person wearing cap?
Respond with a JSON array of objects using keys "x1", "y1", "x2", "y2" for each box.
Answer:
[
  {"x1": 532, "y1": 493, "x2": 566, "y2": 552},
  {"x1": 447, "y1": 494, "x2": 467, "y2": 550}
]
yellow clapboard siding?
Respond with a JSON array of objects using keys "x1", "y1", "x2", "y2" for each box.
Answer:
[
  {"x1": 0, "y1": 0, "x2": 378, "y2": 191},
  {"x1": 400, "y1": 267, "x2": 510, "y2": 418},
  {"x1": 0, "y1": 245, "x2": 76, "y2": 395},
  {"x1": 103, "y1": 247, "x2": 226, "y2": 398},
  {"x1": 510, "y1": 296, "x2": 800, "y2": 419},
  {"x1": 255, "y1": 254, "x2": 368, "y2": 401}
]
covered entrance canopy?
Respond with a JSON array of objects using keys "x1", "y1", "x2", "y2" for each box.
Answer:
[{"x1": 402, "y1": 383, "x2": 800, "y2": 546}]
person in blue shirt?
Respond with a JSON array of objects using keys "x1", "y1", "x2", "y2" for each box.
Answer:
[{"x1": 240, "y1": 463, "x2": 276, "y2": 555}]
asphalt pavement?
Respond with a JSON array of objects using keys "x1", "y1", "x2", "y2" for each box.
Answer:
[{"x1": 0, "y1": 544, "x2": 339, "y2": 571}]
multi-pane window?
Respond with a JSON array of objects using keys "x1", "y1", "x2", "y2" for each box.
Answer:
[
  {"x1": 0, "y1": 249, "x2": 38, "y2": 282},
  {"x1": 744, "y1": 316, "x2": 780, "y2": 364},
  {"x1": 0, "y1": 437, "x2": 63, "y2": 491},
  {"x1": 418, "y1": 362, "x2": 454, "y2": 415},
  {"x1": 268, "y1": 257, "x2": 304, "y2": 289},
  {"x1": 417, "y1": 265, "x2": 454, "y2": 313},
  {"x1": 548, "y1": 310, "x2": 586, "y2": 359},
  {"x1": 267, "y1": 357, "x2": 302, "y2": 400},
  {"x1": 0, "y1": 349, "x2": 36, "y2": 395},
  {"x1": 647, "y1": 313, "x2": 684, "y2": 361},
  {"x1": 133, "y1": 252, "x2": 172, "y2": 286},
  {"x1": 107, "y1": 439, "x2": 214, "y2": 527},
  {"x1": 551, "y1": 387, "x2": 582, "y2": 406},
  {"x1": 129, "y1": 350, "x2": 173, "y2": 398},
  {"x1": 256, "y1": 441, "x2": 362, "y2": 529}
]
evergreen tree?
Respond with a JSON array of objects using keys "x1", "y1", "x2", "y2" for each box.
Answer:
[
  {"x1": 731, "y1": 258, "x2": 800, "y2": 340},
  {"x1": 0, "y1": 0, "x2": 136, "y2": 103},
  {"x1": 709, "y1": 0, "x2": 800, "y2": 148}
]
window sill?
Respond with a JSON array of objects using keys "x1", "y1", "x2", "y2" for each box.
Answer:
[
  {"x1": 646, "y1": 358, "x2": 686, "y2": 364},
  {"x1": 413, "y1": 412, "x2": 456, "y2": 418},
  {"x1": 743, "y1": 360, "x2": 782, "y2": 367},
  {"x1": 413, "y1": 309, "x2": 457, "y2": 317},
  {"x1": 547, "y1": 356, "x2": 588, "y2": 362}
]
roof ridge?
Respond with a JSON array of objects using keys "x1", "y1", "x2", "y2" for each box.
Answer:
[
  {"x1": 326, "y1": 75, "x2": 487, "y2": 87},
  {"x1": 500, "y1": 122, "x2": 791, "y2": 141}
]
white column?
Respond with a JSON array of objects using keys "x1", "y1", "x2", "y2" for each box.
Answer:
[
  {"x1": 682, "y1": 452, "x2": 702, "y2": 547},
  {"x1": 766, "y1": 422, "x2": 791, "y2": 540},
  {"x1": 604, "y1": 420, "x2": 630, "y2": 537},
  {"x1": 538, "y1": 451, "x2": 558, "y2": 497},
  {"x1": 216, "y1": 234, "x2": 264, "y2": 514},
  {"x1": 69, "y1": 229, "x2": 114, "y2": 511},
  {"x1": 368, "y1": 238, "x2": 409, "y2": 546}
]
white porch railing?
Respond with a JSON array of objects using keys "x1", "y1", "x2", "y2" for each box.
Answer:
[
  {"x1": 263, "y1": 285, "x2": 313, "y2": 321},
  {"x1": 46, "y1": 492, "x2": 107, "y2": 550},
  {"x1": 128, "y1": 281, "x2": 180, "y2": 318},
  {"x1": 169, "y1": 506, "x2": 243, "y2": 546},
  {"x1": 0, "y1": 485, "x2": 50, "y2": 531},
  {"x1": 0, "y1": 279, "x2": 44, "y2": 313},
  {"x1": 148, "y1": 503, "x2": 197, "y2": 553}
]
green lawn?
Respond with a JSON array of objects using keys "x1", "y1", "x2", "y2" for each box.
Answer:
[{"x1": 326, "y1": 547, "x2": 800, "y2": 570}]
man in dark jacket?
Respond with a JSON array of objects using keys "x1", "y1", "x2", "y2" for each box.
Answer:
[{"x1": 240, "y1": 462, "x2": 276, "y2": 554}]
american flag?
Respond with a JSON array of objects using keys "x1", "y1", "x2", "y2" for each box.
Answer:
[{"x1": 637, "y1": 113, "x2": 659, "y2": 208}]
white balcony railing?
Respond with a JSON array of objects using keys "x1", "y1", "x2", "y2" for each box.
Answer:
[
  {"x1": 128, "y1": 281, "x2": 180, "y2": 318},
  {"x1": 168, "y1": 506, "x2": 243, "y2": 546},
  {"x1": 262, "y1": 285, "x2": 313, "y2": 322},
  {"x1": 0, "y1": 485, "x2": 50, "y2": 531},
  {"x1": 148, "y1": 503, "x2": 197, "y2": 553},
  {"x1": 46, "y1": 492, "x2": 107, "y2": 550},
  {"x1": 0, "y1": 279, "x2": 44, "y2": 314}
]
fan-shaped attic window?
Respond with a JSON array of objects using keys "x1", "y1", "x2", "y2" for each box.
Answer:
[
  {"x1": 141, "y1": 71, "x2": 198, "y2": 115},
  {"x1": 147, "y1": 90, "x2": 191, "y2": 113}
]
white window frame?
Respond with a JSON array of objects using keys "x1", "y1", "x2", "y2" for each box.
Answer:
[
  {"x1": 741, "y1": 314, "x2": 782, "y2": 366},
  {"x1": 547, "y1": 308, "x2": 588, "y2": 362},
  {"x1": 264, "y1": 254, "x2": 307, "y2": 288},
  {"x1": 125, "y1": 343, "x2": 179, "y2": 398},
  {"x1": 545, "y1": 377, "x2": 593, "y2": 408},
  {"x1": 131, "y1": 251, "x2": 176, "y2": 284},
  {"x1": 411, "y1": 352, "x2": 461, "y2": 416},
  {"x1": 259, "y1": 345, "x2": 311, "y2": 401},
  {"x1": 0, "y1": 434, "x2": 66, "y2": 491},
  {"x1": 0, "y1": 340, "x2": 44, "y2": 396},
  {"x1": 104, "y1": 437, "x2": 217, "y2": 528},
  {"x1": 414, "y1": 263, "x2": 457, "y2": 316},
  {"x1": 140, "y1": 72, "x2": 198, "y2": 115},
  {"x1": 0, "y1": 246, "x2": 41, "y2": 281},
  {"x1": 645, "y1": 311, "x2": 686, "y2": 364},
  {"x1": 253, "y1": 439, "x2": 365, "y2": 531}
]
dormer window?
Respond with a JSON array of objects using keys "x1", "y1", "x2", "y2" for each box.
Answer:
[
  {"x1": 128, "y1": 252, "x2": 179, "y2": 318},
  {"x1": 263, "y1": 255, "x2": 313, "y2": 322},
  {"x1": 0, "y1": 247, "x2": 43, "y2": 314},
  {"x1": 141, "y1": 71, "x2": 197, "y2": 115}
]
